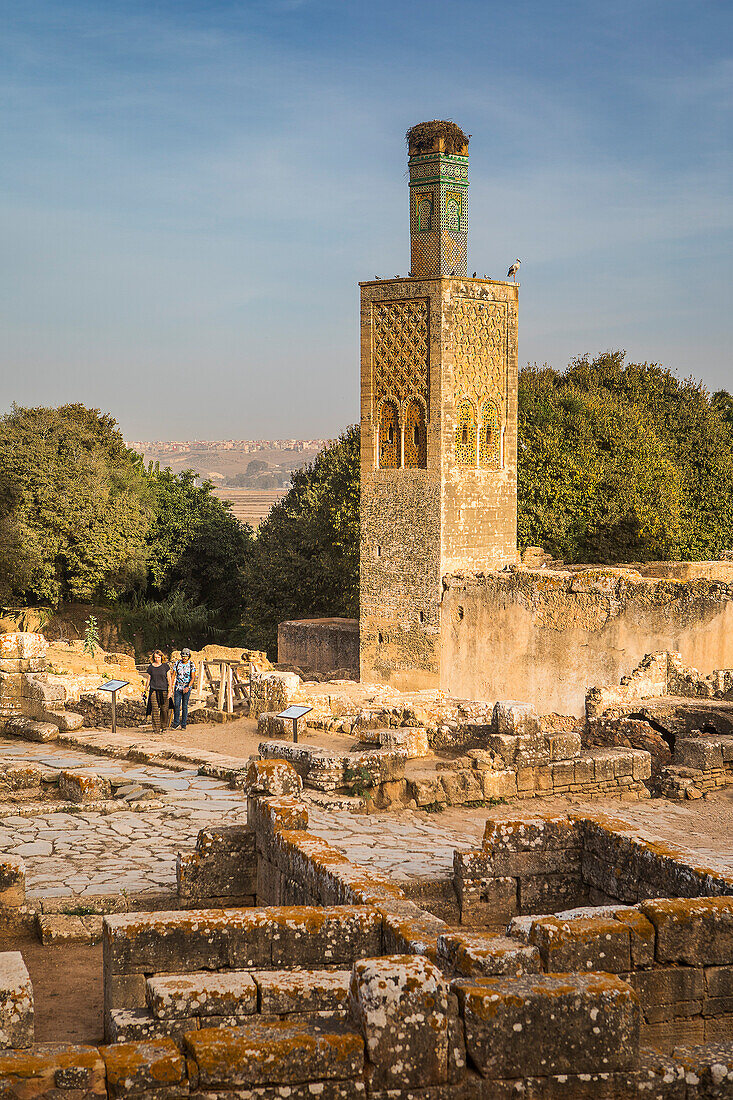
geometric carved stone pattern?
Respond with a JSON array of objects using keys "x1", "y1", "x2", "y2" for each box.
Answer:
[
  {"x1": 372, "y1": 300, "x2": 429, "y2": 413},
  {"x1": 453, "y1": 298, "x2": 507, "y2": 409}
]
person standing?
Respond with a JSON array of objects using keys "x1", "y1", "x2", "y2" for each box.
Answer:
[
  {"x1": 143, "y1": 650, "x2": 172, "y2": 733},
  {"x1": 171, "y1": 647, "x2": 196, "y2": 730}
]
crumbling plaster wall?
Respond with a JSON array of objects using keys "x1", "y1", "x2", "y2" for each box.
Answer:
[{"x1": 441, "y1": 568, "x2": 733, "y2": 716}]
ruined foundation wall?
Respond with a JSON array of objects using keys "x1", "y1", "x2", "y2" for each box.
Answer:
[
  {"x1": 277, "y1": 617, "x2": 359, "y2": 675},
  {"x1": 441, "y1": 569, "x2": 733, "y2": 716}
]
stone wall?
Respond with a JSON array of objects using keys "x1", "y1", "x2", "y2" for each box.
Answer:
[
  {"x1": 455, "y1": 812, "x2": 733, "y2": 928},
  {"x1": 277, "y1": 617, "x2": 359, "y2": 677},
  {"x1": 442, "y1": 568, "x2": 733, "y2": 715}
]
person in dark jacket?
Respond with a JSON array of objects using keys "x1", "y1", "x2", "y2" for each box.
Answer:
[{"x1": 143, "y1": 650, "x2": 172, "y2": 733}]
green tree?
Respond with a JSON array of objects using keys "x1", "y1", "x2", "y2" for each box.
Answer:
[
  {"x1": 238, "y1": 426, "x2": 360, "y2": 655},
  {"x1": 0, "y1": 404, "x2": 152, "y2": 605},
  {"x1": 143, "y1": 467, "x2": 254, "y2": 625},
  {"x1": 518, "y1": 352, "x2": 733, "y2": 562}
]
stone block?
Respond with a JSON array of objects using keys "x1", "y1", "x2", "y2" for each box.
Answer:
[
  {"x1": 0, "y1": 1043, "x2": 105, "y2": 1098},
  {"x1": 49, "y1": 709, "x2": 84, "y2": 732},
  {"x1": 483, "y1": 815, "x2": 578, "y2": 853},
  {"x1": 186, "y1": 1019, "x2": 364, "y2": 1088},
  {"x1": 479, "y1": 769, "x2": 517, "y2": 801},
  {"x1": 515, "y1": 735, "x2": 550, "y2": 769},
  {"x1": 253, "y1": 969, "x2": 351, "y2": 1016},
  {"x1": 437, "y1": 933, "x2": 541, "y2": 978},
  {"x1": 349, "y1": 955, "x2": 448, "y2": 1088},
  {"x1": 146, "y1": 971, "x2": 257, "y2": 1019},
  {"x1": 0, "y1": 858, "x2": 25, "y2": 908},
  {"x1": 439, "y1": 770, "x2": 484, "y2": 805},
  {"x1": 518, "y1": 873, "x2": 585, "y2": 915},
  {"x1": 628, "y1": 748, "x2": 653, "y2": 781},
  {"x1": 490, "y1": 846, "x2": 581, "y2": 878},
  {"x1": 613, "y1": 909, "x2": 656, "y2": 968},
  {"x1": 546, "y1": 732, "x2": 582, "y2": 761},
  {"x1": 59, "y1": 770, "x2": 111, "y2": 803},
  {"x1": 102, "y1": 1037, "x2": 187, "y2": 1097},
  {"x1": 459, "y1": 875, "x2": 517, "y2": 928},
  {"x1": 455, "y1": 972, "x2": 640, "y2": 1078},
  {"x1": 244, "y1": 758, "x2": 302, "y2": 797},
  {"x1": 549, "y1": 760, "x2": 574, "y2": 788},
  {"x1": 378, "y1": 727, "x2": 429, "y2": 757},
  {"x1": 573, "y1": 756, "x2": 595, "y2": 784},
  {"x1": 493, "y1": 701, "x2": 541, "y2": 738},
  {"x1": 483, "y1": 734, "x2": 518, "y2": 766},
  {"x1": 676, "y1": 737, "x2": 724, "y2": 772},
  {"x1": 0, "y1": 952, "x2": 33, "y2": 1050},
  {"x1": 642, "y1": 897, "x2": 733, "y2": 965},
  {"x1": 529, "y1": 916, "x2": 631, "y2": 973},
  {"x1": 37, "y1": 913, "x2": 103, "y2": 945},
  {"x1": 629, "y1": 966, "x2": 704, "y2": 1010},
  {"x1": 0, "y1": 634, "x2": 47, "y2": 661},
  {"x1": 266, "y1": 906, "x2": 382, "y2": 969},
  {"x1": 176, "y1": 826, "x2": 257, "y2": 905},
  {"x1": 377, "y1": 903, "x2": 446, "y2": 962},
  {"x1": 106, "y1": 1007, "x2": 199, "y2": 1044},
  {"x1": 705, "y1": 964, "x2": 733, "y2": 1016},
  {"x1": 3, "y1": 716, "x2": 59, "y2": 743},
  {"x1": 103, "y1": 911, "x2": 234, "y2": 975}
]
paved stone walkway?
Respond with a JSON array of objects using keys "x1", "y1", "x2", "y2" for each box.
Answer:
[
  {"x1": 3, "y1": 729, "x2": 733, "y2": 897},
  {"x1": 0, "y1": 740, "x2": 247, "y2": 899},
  {"x1": 305, "y1": 791, "x2": 733, "y2": 882}
]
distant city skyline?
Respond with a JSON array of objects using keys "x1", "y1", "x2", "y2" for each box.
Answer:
[{"x1": 2, "y1": 0, "x2": 731, "y2": 439}]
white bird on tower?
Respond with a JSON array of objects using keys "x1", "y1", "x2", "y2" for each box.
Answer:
[{"x1": 507, "y1": 258, "x2": 521, "y2": 281}]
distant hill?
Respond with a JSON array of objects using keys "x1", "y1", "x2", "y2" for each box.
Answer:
[{"x1": 126, "y1": 439, "x2": 331, "y2": 488}]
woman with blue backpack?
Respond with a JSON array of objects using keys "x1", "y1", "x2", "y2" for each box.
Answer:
[{"x1": 171, "y1": 647, "x2": 197, "y2": 730}]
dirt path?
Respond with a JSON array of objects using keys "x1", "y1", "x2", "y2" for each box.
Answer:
[{"x1": 1, "y1": 937, "x2": 103, "y2": 1044}]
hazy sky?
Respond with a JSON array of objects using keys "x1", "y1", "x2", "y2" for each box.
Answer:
[{"x1": 1, "y1": 0, "x2": 731, "y2": 440}]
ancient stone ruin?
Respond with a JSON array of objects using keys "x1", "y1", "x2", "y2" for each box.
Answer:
[{"x1": 0, "y1": 120, "x2": 731, "y2": 1097}]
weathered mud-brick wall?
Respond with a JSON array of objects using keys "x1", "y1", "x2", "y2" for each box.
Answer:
[{"x1": 442, "y1": 569, "x2": 733, "y2": 715}]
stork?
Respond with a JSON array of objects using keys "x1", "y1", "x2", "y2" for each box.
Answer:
[{"x1": 507, "y1": 258, "x2": 521, "y2": 281}]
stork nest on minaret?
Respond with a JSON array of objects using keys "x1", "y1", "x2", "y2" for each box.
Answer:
[{"x1": 406, "y1": 120, "x2": 469, "y2": 155}]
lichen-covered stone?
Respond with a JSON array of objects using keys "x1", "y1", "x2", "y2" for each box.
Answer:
[
  {"x1": 642, "y1": 897, "x2": 733, "y2": 966},
  {"x1": 253, "y1": 969, "x2": 351, "y2": 1017},
  {"x1": 0, "y1": 952, "x2": 33, "y2": 1050},
  {"x1": 349, "y1": 955, "x2": 448, "y2": 1089},
  {"x1": 0, "y1": 1042, "x2": 105, "y2": 1098},
  {"x1": 455, "y1": 972, "x2": 640, "y2": 1078},
  {"x1": 437, "y1": 933, "x2": 541, "y2": 978},
  {"x1": 146, "y1": 971, "x2": 257, "y2": 1019},
  {"x1": 186, "y1": 1020, "x2": 364, "y2": 1087},
  {"x1": 102, "y1": 1037, "x2": 187, "y2": 1097},
  {"x1": 59, "y1": 770, "x2": 112, "y2": 803},
  {"x1": 243, "y1": 758, "x2": 302, "y2": 797},
  {"x1": 528, "y1": 916, "x2": 632, "y2": 973},
  {"x1": 0, "y1": 858, "x2": 25, "y2": 908}
]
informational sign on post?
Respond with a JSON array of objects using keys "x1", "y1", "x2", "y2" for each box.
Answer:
[
  {"x1": 98, "y1": 680, "x2": 129, "y2": 736},
  {"x1": 276, "y1": 704, "x2": 312, "y2": 744}
]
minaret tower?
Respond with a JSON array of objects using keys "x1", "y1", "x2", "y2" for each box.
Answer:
[{"x1": 359, "y1": 121, "x2": 519, "y2": 688}]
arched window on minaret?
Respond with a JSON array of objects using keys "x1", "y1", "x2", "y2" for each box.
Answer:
[
  {"x1": 455, "y1": 400, "x2": 477, "y2": 466},
  {"x1": 479, "y1": 401, "x2": 501, "y2": 469},
  {"x1": 403, "y1": 399, "x2": 427, "y2": 469},
  {"x1": 417, "y1": 196, "x2": 432, "y2": 232},
  {"x1": 378, "y1": 400, "x2": 400, "y2": 468},
  {"x1": 446, "y1": 195, "x2": 460, "y2": 232}
]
